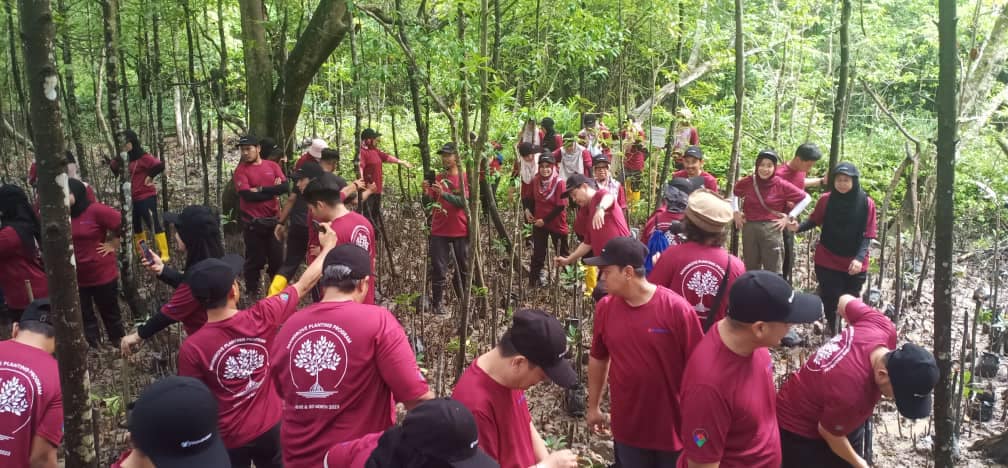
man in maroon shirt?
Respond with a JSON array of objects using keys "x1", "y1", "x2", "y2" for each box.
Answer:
[
  {"x1": 777, "y1": 295, "x2": 937, "y2": 468},
  {"x1": 234, "y1": 135, "x2": 289, "y2": 299},
  {"x1": 777, "y1": 143, "x2": 824, "y2": 283},
  {"x1": 0, "y1": 299, "x2": 61, "y2": 468},
  {"x1": 359, "y1": 128, "x2": 413, "y2": 228},
  {"x1": 584, "y1": 237, "x2": 704, "y2": 467},
  {"x1": 672, "y1": 146, "x2": 718, "y2": 192},
  {"x1": 423, "y1": 143, "x2": 470, "y2": 315},
  {"x1": 270, "y1": 244, "x2": 433, "y2": 468},
  {"x1": 528, "y1": 154, "x2": 568, "y2": 287},
  {"x1": 678, "y1": 271, "x2": 822, "y2": 468},
  {"x1": 452, "y1": 309, "x2": 579, "y2": 468}
]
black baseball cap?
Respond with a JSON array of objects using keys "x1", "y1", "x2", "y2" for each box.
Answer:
[
  {"x1": 323, "y1": 244, "x2": 372, "y2": 280},
  {"x1": 832, "y1": 162, "x2": 860, "y2": 178},
  {"x1": 163, "y1": 205, "x2": 216, "y2": 230},
  {"x1": 438, "y1": 142, "x2": 459, "y2": 155},
  {"x1": 591, "y1": 155, "x2": 610, "y2": 168},
  {"x1": 583, "y1": 237, "x2": 647, "y2": 268},
  {"x1": 668, "y1": 177, "x2": 699, "y2": 197},
  {"x1": 128, "y1": 376, "x2": 229, "y2": 468},
  {"x1": 887, "y1": 343, "x2": 939, "y2": 419},
  {"x1": 507, "y1": 309, "x2": 577, "y2": 388},
  {"x1": 756, "y1": 149, "x2": 779, "y2": 165},
  {"x1": 361, "y1": 128, "x2": 381, "y2": 139},
  {"x1": 303, "y1": 173, "x2": 349, "y2": 203},
  {"x1": 727, "y1": 270, "x2": 823, "y2": 324},
  {"x1": 395, "y1": 398, "x2": 499, "y2": 467},
  {"x1": 562, "y1": 174, "x2": 593, "y2": 198},
  {"x1": 236, "y1": 135, "x2": 259, "y2": 147},
  {"x1": 683, "y1": 145, "x2": 704, "y2": 160},
  {"x1": 320, "y1": 148, "x2": 340, "y2": 162},
  {"x1": 538, "y1": 154, "x2": 556, "y2": 165},
  {"x1": 20, "y1": 298, "x2": 52, "y2": 325},
  {"x1": 185, "y1": 254, "x2": 244, "y2": 307},
  {"x1": 291, "y1": 161, "x2": 326, "y2": 181}
]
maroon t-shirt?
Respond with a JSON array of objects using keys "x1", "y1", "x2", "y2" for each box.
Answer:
[
  {"x1": 624, "y1": 148, "x2": 646, "y2": 171},
  {"x1": 732, "y1": 175, "x2": 806, "y2": 222},
  {"x1": 590, "y1": 287, "x2": 704, "y2": 451},
  {"x1": 71, "y1": 202, "x2": 122, "y2": 287},
  {"x1": 452, "y1": 362, "x2": 536, "y2": 468},
  {"x1": 270, "y1": 300, "x2": 429, "y2": 468},
  {"x1": 306, "y1": 211, "x2": 377, "y2": 305},
  {"x1": 234, "y1": 159, "x2": 287, "y2": 219},
  {"x1": 648, "y1": 242, "x2": 745, "y2": 325},
  {"x1": 324, "y1": 432, "x2": 380, "y2": 468},
  {"x1": 808, "y1": 193, "x2": 878, "y2": 273},
  {"x1": 427, "y1": 173, "x2": 469, "y2": 238},
  {"x1": 0, "y1": 340, "x2": 63, "y2": 466},
  {"x1": 775, "y1": 164, "x2": 806, "y2": 191},
  {"x1": 678, "y1": 324, "x2": 780, "y2": 468},
  {"x1": 359, "y1": 144, "x2": 399, "y2": 194},
  {"x1": 177, "y1": 286, "x2": 299, "y2": 448},
  {"x1": 640, "y1": 210, "x2": 684, "y2": 244},
  {"x1": 161, "y1": 283, "x2": 207, "y2": 335},
  {"x1": 672, "y1": 169, "x2": 719, "y2": 192},
  {"x1": 294, "y1": 152, "x2": 316, "y2": 169},
  {"x1": 777, "y1": 300, "x2": 896, "y2": 439},
  {"x1": 0, "y1": 228, "x2": 48, "y2": 310},
  {"x1": 531, "y1": 173, "x2": 568, "y2": 234},
  {"x1": 129, "y1": 153, "x2": 160, "y2": 201},
  {"x1": 582, "y1": 190, "x2": 631, "y2": 256}
]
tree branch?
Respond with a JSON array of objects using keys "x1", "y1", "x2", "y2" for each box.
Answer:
[
  {"x1": 860, "y1": 77, "x2": 921, "y2": 146},
  {"x1": 1, "y1": 115, "x2": 33, "y2": 150}
]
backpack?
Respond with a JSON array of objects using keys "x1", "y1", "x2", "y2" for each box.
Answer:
[{"x1": 644, "y1": 220, "x2": 682, "y2": 274}]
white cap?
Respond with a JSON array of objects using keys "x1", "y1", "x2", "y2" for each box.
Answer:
[{"x1": 308, "y1": 139, "x2": 328, "y2": 159}]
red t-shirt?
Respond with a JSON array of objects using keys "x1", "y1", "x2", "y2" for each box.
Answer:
[
  {"x1": 452, "y1": 362, "x2": 536, "y2": 468},
  {"x1": 732, "y1": 175, "x2": 806, "y2": 222},
  {"x1": 678, "y1": 324, "x2": 780, "y2": 468},
  {"x1": 295, "y1": 152, "x2": 316, "y2": 169},
  {"x1": 808, "y1": 193, "x2": 878, "y2": 273},
  {"x1": 324, "y1": 432, "x2": 381, "y2": 468},
  {"x1": 234, "y1": 159, "x2": 287, "y2": 219},
  {"x1": 70, "y1": 203, "x2": 122, "y2": 287},
  {"x1": 129, "y1": 153, "x2": 161, "y2": 201},
  {"x1": 624, "y1": 148, "x2": 647, "y2": 171},
  {"x1": 177, "y1": 286, "x2": 300, "y2": 448},
  {"x1": 590, "y1": 287, "x2": 704, "y2": 451},
  {"x1": 359, "y1": 144, "x2": 399, "y2": 194},
  {"x1": 161, "y1": 284, "x2": 207, "y2": 335},
  {"x1": 640, "y1": 210, "x2": 684, "y2": 244},
  {"x1": 427, "y1": 173, "x2": 470, "y2": 238},
  {"x1": 775, "y1": 164, "x2": 806, "y2": 191},
  {"x1": 270, "y1": 300, "x2": 429, "y2": 468},
  {"x1": 0, "y1": 340, "x2": 63, "y2": 466},
  {"x1": 306, "y1": 211, "x2": 377, "y2": 305},
  {"x1": 777, "y1": 300, "x2": 896, "y2": 439},
  {"x1": 531, "y1": 174, "x2": 568, "y2": 234},
  {"x1": 0, "y1": 228, "x2": 48, "y2": 310},
  {"x1": 582, "y1": 190, "x2": 631, "y2": 256},
  {"x1": 672, "y1": 169, "x2": 719, "y2": 192},
  {"x1": 648, "y1": 242, "x2": 745, "y2": 326}
]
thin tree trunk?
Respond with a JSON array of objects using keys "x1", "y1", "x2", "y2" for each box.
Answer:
[
  {"x1": 57, "y1": 0, "x2": 86, "y2": 172},
  {"x1": 727, "y1": 0, "x2": 744, "y2": 255},
  {"x1": 216, "y1": 0, "x2": 227, "y2": 206},
  {"x1": 827, "y1": 0, "x2": 851, "y2": 186},
  {"x1": 349, "y1": 6, "x2": 362, "y2": 166},
  {"x1": 153, "y1": 6, "x2": 168, "y2": 214},
  {"x1": 183, "y1": 0, "x2": 210, "y2": 204},
  {"x1": 7, "y1": 0, "x2": 33, "y2": 141}
]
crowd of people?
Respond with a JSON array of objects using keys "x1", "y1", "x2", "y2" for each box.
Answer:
[{"x1": 0, "y1": 114, "x2": 940, "y2": 468}]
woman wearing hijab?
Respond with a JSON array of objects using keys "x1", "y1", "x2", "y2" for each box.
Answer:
[
  {"x1": 528, "y1": 154, "x2": 568, "y2": 287},
  {"x1": 790, "y1": 162, "x2": 877, "y2": 335},
  {"x1": 731, "y1": 149, "x2": 812, "y2": 274},
  {"x1": 0, "y1": 185, "x2": 48, "y2": 325},
  {"x1": 114, "y1": 130, "x2": 169, "y2": 261},
  {"x1": 68, "y1": 179, "x2": 126, "y2": 347},
  {"x1": 539, "y1": 117, "x2": 562, "y2": 153}
]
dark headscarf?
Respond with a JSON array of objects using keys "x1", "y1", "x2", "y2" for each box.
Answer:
[
  {"x1": 0, "y1": 184, "x2": 41, "y2": 256},
  {"x1": 821, "y1": 162, "x2": 869, "y2": 257},
  {"x1": 662, "y1": 178, "x2": 691, "y2": 214},
  {"x1": 172, "y1": 206, "x2": 225, "y2": 268},
  {"x1": 68, "y1": 178, "x2": 91, "y2": 218},
  {"x1": 119, "y1": 129, "x2": 146, "y2": 162}
]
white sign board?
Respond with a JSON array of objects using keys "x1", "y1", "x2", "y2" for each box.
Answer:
[{"x1": 650, "y1": 126, "x2": 667, "y2": 148}]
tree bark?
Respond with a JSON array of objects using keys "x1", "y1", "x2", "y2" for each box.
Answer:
[
  {"x1": 726, "y1": 0, "x2": 744, "y2": 255},
  {"x1": 827, "y1": 0, "x2": 851, "y2": 187},
  {"x1": 57, "y1": 0, "x2": 86, "y2": 173},
  {"x1": 238, "y1": 0, "x2": 272, "y2": 136},
  {"x1": 934, "y1": 0, "x2": 958, "y2": 465},
  {"x1": 18, "y1": 2, "x2": 98, "y2": 466},
  {"x1": 182, "y1": 0, "x2": 210, "y2": 205},
  {"x1": 6, "y1": 0, "x2": 34, "y2": 141}
]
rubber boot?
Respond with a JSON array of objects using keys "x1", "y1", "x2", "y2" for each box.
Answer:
[
  {"x1": 584, "y1": 265, "x2": 598, "y2": 298},
  {"x1": 154, "y1": 232, "x2": 171, "y2": 263},
  {"x1": 268, "y1": 275, "x2": 289, "y2": 297},
  {"x1": 629, "y1": 190, "x2": 641, "y2": 204},
  {"x1": 133, "y1": 232, "x2": 147, "y2": 257}
]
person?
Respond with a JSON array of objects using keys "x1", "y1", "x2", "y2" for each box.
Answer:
[
  {"x1": 776, "y1": 295, "x2": 938, "y2": 468},
  {"x1": 320, "y1": 148, "x2": 340, "y2": 172},
  {"x1": 516, "y1": 117, "x2": 543, "y2": 149},
  {"x1": 513, "y1": 142, "x2": 540, "y2": 214},
  {"x1": 790, "y1": 162, "x2": 877, "y2": 335},
  {"x1": 677, "y1": 271, "x2": 823, "y2": 468},
  {"x1": 28, "y1": 152, "x2": 94, "y2": 200},
  {"x1": 295, "y1": 138, "x2": 329, "y2": 168},
  {"x1": 731, "y1": 149, "x2": 811, "y2": 274},
  {"x1": 234, "y1": 135, "x2": 288, "y2": 299},
  {"x1": 618, "y1": 115, "x2": 646, "y2": 142},
  {"x1": 115, "y1": 130, "x2": 170, "y2": 261},
  {"x1": 585, "y1": 238, "x2": 704, "y2": 467},
  {"x1": 0, "y1": 299, "x2": 61, "y2": 468},
  {"x1": 452, "y1": 309, "x2": 579, "y2": 468},
  {"x1": 778, "y1": 143, "x2": 824, "y2": 283},
  {"x1": 555, "y1": 174, "x2": 631, "y2": 302},
  {"x1": 649, "y1": 190, "x2": 744, "y2": 331},
  {"x1": 553, "y1": 133, "x2": 592, "y2": 180},
  {"x1": 271, "y1": 161, "x2": 326, "y2": 296},
  {"x1": 670, "y1": 109, "x2": 699, "y2": 169},
  {"x1": 623, "y1": 138, "x2": 648, "y2": 200},
  {"x1": 578, "y1": 114, "x2": 611, "y2": 159},
  {"x1": 424, "y1": 143, "x2": 471, "y2": 314},
  {"x1": 672, "y1": 146, "x2": 718, "y2": 192},
  {"x1": 270, "y1": 244, "x2": 434, "y2": 468},
  {"x1": 259, "y1": 137, "x2": 286, "y2": 166},
  {"x1": 303, "y1": 172, "x2": 377, "y2": 304},
  {"x1": 640, "y1": 178, "x2": 696, "y2": 250},
  {"x1": 0, "y1": 185, "x2": 48, "y2": 324},
  {"x1": 68, "y1": 178, "x2": 126, "y2": 347},
  {"x1": 114, "y1": 376, "x2": 231, "y2": 467},
  {"x1": 528, "y1": 154, "x2": 568, "y2": 287},
  {"x1": 540, "y1": 117, "x2": 563, "y2": 153},
  {"x1": 177, "y1": 224, "x2": 335, "y2": 467},
  {"x1": 591, "y1": 155, "x2": 627, "y2": 213},
  {"x1": 359, "y1": 128, "x2": 413, "y2": 226},
  {"x1": 324, "y1": 398, "x2": 500, "y2": 468},
  {"x1": 120, "y1": 205, "x2": 226, "y2": 354}
]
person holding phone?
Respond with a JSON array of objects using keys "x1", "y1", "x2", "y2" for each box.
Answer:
[{"x1": 423, "y1": 143, "x2": 470, "y2": 315}]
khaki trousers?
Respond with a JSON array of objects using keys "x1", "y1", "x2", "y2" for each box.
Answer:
[{"x1": 742, "y1": 220, "x2": 784, "y2": 274}]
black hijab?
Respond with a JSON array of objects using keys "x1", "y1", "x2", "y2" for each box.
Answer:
[
  {"x1": 120, "y1": 129, "x2": 146, "y2": 162},
  {"x1": 363, "y1": 427, "x2": 449, "y2": 468},
  {"x1": 821, "y1": 162, "x2": 869, "y2": 257},
  {"x1": 68, "y1": 178, "x2": 91, "y2": 218},
  {"x1": 0, "y1": 184, "x2": 41, "y2": 256},
  {"x1": 173, "y1": 206, "x2": 225, "y2": 268}
]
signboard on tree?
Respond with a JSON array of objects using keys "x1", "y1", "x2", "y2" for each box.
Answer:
[{"x1": 650, "y1": 127, "x2": 667, "y2": 148}]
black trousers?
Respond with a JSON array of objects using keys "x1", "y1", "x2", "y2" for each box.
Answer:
[
  {"x1": 613, "y1": 441, "x2": 679, "y2": 468},
  {"x1": 277, "y1": 223, "x2": 309, "y2": 280},
  {"x1": 132, "y1": 195, "x2": 163, "y2": 234},
  {"x1": 430, "y1": 235, "x2": 469, "y2": 307},
  {"x1": 79, "y1": 280, "x2": 126, "y2": 346},
  {"x1": 530, "y1": 227, "x2": 569, "y2": 285},
  {"x1": 243, "y1": 221, "x2": 283, "y2": 299},
  {"x1": 815, "y1": 265, "x2": 867, "y2": 333},
  {"x1": 362, "y1": 193, "x2": 383, "y2": 230},
  {"x1": 780, "y1": 425, "x2": 865, "y2": 468},
  {"x1": 782, "y1": 230, "x2": 795, "y2": 283},
  {"x1": 226, "y1": 423, "x2": 283, "y2": 468}
]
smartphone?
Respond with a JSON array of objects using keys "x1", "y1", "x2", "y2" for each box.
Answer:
[
  {"x1": 139, "y1": 240, "x2": 155, "y2": 264},
  {"x1": 312, "y1": 220, "x2": 327, "y2": 234}
]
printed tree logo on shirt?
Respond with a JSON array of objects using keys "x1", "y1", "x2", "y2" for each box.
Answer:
[
  {"x1": 223, "y1": 348, "x2": 266, "y2": 398},
  {"x1": 351, "y1": 225, "x2": 371, "y2": 251},
  {"x1": 686, "y1": 270, "x2": 719, "y2": 314},
  {"x1": 0, "y1": 377, "x2": 28, "y2": 417},
  {"x1": 0, "y1": 366, "x2": 38, "y2": 440},
  {"x1": 294, "y1": 335, "x2": 343, "y2": 398},
  {"x1": 806, "y1": 328, "x2": 855, "y2": 373}
]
